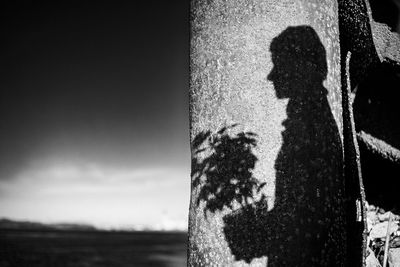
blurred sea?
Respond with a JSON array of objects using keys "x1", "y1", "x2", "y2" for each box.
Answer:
[{"x1": 0, "y1": 229, "x2": 187, "y2": 267}]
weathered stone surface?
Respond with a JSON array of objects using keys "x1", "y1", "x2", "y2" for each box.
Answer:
[
  {"x1": 369, "y1": 221, "x2": 399, "y2": 239},
  {"x1": 346, "y1": 0, "x2": 400, "y2": 214},
  {"x1": 338, "y1": 0, "x2": 380, "y2": 89},
  {"x1": 389, "y1": 248, "x2": 400, "y2": 267},
  {"x1": 336, "y1": 0, "x2": 400, "y2": 264},
  {"x1": 367, "y1": 206, "x2": 400, "y2": 267},
  {"x1": 366, "y1": 247, "x2": 382, "y2": 267},
  {"x1": 365, "y1": 0, "x2": 400, "y2": 63},
  {"x1": 189, "y1": 0, "x2": 345, "y2": 266}
]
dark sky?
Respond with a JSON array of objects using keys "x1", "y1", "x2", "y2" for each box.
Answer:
[{"x1": 0, "y1": 1, "x2": 190, "y2": 229}]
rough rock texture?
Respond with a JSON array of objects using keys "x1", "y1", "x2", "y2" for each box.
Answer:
[
  {"x1": 338, "y1": 0, "x2": 400, "y2": 265},
  {"x1": 189, "y1": 0, "x2": 346, "y2": 266},
  {"x1": 350, "y1": 0, "x2": 400, "y2": 214},
  {"x1": 366, "y1": 204, "x2": 400, "y2": 267},
  {"x1": 366, "y1": 0, "x2": 400, "y2": 63}
]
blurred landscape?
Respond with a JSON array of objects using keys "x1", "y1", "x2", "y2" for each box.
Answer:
[{"x1": 0, "y1": 219, "x2": 187, "y2": 267}]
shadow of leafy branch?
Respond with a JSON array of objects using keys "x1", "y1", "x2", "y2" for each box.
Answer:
[{"x1": 191, "y1": 125, "x2": 265, "y2": 214}]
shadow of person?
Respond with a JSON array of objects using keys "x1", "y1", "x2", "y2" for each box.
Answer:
[{"x1": 223, "y1": 26, "x2": 347, "y2": 266}]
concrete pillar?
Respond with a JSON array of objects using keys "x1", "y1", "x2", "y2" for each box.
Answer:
[{"x1": 189, "y1": 0, "x2": 346, "y2": 266}]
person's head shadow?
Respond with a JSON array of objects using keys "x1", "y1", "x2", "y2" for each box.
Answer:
[{"x1": 268, "y1": 26, "x2": 328, "y2": 101}]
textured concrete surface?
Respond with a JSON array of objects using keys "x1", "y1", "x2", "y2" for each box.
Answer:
[
  {"x1": 189, "y1": 0, "x2": 345, "y2": 266},
  {"x1": 338, "y1": 1, "x2": 400, "y2": 265},
  {"x1": 337, "y1": 0, "x2": 381, "y2": 89},
  {"x1": 358, "y1": 131, "x2": 400, "y2": 164},
  {"x1": 365, "y1": 0, "x2": 400, "y2": 64}
]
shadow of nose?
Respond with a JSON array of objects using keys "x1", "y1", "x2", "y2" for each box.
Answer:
[{"x1": 267, "y1": 68, "x2": 275, "y2": 81}]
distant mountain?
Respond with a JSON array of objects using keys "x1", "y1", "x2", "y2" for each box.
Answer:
[{"x1": 0, "y1": 218, "x2": 97, "y2": 231}]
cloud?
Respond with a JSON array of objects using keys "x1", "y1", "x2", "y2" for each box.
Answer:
[
  {"x1": 0, "y1": 161, "x2": 187, "y2": 195},
  {"x1": 0, "y1": 161, "x2": 190, "y2": 229}
]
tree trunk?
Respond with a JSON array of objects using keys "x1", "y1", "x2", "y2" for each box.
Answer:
[{"x1": 189, "y1": 0, "x2": 349, "y2": 266}]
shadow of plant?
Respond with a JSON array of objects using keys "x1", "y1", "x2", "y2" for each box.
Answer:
[{"x1": 191, "y1": 125, "x2": 265, "y2": 214}]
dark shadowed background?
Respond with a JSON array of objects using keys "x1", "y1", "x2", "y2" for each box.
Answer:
[{"x1": 0, "y1": 0, "x2": 190, "y2": 230}]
